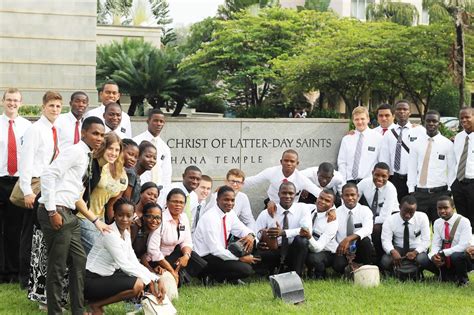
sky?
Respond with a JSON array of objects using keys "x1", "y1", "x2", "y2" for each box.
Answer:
[{"x1": 169, "y1": 0, "x2": 225, "y2": 26}]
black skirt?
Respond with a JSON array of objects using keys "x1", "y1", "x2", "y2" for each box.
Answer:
[{"x1": 84, "y1": 269, "x2": 137, "y2": 301}]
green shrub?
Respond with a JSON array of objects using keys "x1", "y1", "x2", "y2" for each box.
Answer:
[
  {"x1": 235, "y1": 105, "x2": 278, "y2": 118},
  {"x1": 307, "y1": 107, "x2": 341, "y2": 118},
  {"x1": 430, "y1": 82, "x2": 471, "y2": 117},
  {"x1": 188, "y1": 95, "x2": 226, "y2": 114}
]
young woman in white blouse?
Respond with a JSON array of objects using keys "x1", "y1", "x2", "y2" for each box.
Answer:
[{"x1": 84, "y1": 198, "x2": 166, "y2": 314}]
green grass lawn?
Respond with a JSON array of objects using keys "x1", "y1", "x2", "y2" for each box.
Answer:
[{"x1": 1, "y1": 275, "x2": 473, "y2": 314}]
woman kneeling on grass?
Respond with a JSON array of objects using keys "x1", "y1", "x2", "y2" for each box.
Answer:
[{"x1": 84, "y1": 198, "x2": 165, "y2": 314}]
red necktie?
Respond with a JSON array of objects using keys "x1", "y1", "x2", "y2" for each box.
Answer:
[
  {"x1": 443, "y1": 221, "x2": 452, "y2": 268},
  {"x1": 74, "y1": 120, "x2": 80, "y2": 144},
  {"x1": 282, "y1": 178, "x2": 288, "y2": 183},
  {"x1": 52, "y1": 126, "x2": 59, "y2": 161},
  {"x1": 7, "y1": 120, "x2": 17, "y2": 175},
  {"x1": 223, "y1": 215, "x2": 228, "y2": 248},
  {"x1": 382, "y1": 128, "x2": 388, "y2": 135}
]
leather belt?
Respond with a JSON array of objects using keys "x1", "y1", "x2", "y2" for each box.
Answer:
[{"x1": 415, "y1": 185, "x2": 448, "y2": 193}]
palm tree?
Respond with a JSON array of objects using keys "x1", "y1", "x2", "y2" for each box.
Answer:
[{"x1": 423, "y1": 0, "x2": 474, "y2": 107}]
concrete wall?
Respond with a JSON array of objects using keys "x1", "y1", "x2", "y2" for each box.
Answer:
[
  {"x1": 96, "y1": 24, "x2": 162, "y2": 48},
  {"x1": 0, "y1": 0, "x2": 97, "y2": 104}
]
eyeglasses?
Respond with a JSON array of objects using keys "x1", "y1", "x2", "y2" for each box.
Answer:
[
  {"x1": 144, "y1": 214, "x2": 161, "y2": 221},
  {"x1": 169, "y1": 200, "x2": 185, "y2": 206},
  {"x1": 228, "y1": 180, "x2": 243, "y2": 185}
]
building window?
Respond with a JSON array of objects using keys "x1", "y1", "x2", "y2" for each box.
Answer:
[{"x1": 351, "y1": 0, "x2": 375, "y2": 20}]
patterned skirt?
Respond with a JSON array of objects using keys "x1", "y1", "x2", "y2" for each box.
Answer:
[{"x1": 27, "y1": 226, "x2": 69, "y2": 305}]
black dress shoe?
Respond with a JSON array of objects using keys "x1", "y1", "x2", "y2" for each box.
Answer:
[{"x1": 227, "y1": 279, "x2": 247, "y2": 285}]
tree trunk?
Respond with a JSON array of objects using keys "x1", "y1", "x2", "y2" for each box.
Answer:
[
  {"x1": 128, "y1": 95, "x2": 145, "y2": 116},
  {"x1": 454, "y1": 9, "x2": 466, "y2": 108},
  {"x1": 172, "y1": 99, "x2": 185, "y2": 116}
]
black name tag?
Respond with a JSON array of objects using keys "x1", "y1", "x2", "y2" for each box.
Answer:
[
  {"x1": 179, "y1": 225, "x2": 185, "y2": 231},
  {"x1": 410, "y1": 137, "x2": 417, "y2": 142},
  {"x1": 121, "y1": 127, "x2": 126, "y2": 133},
  {"x1": 368, "y1": 146, "x2": 375, "y2": 152},
  {"x1": 161, "y1": 155, "x2": 165, "y2": 160},
  {"x1": 438, "y1": 155, "x2": 445, "y2": 160},
  {"x1": 414, "y1": 231, "x2": 421, "y2": 237},
  {"x1": 354, "y1": 223, "x2": 362, "y2": 228}
]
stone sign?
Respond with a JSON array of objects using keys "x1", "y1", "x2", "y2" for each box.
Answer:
[{"x1": 132, "y1": 118, "x2": 348, "y2": 212}]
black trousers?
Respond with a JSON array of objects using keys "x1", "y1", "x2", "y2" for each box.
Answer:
[
  {"x1": 332, "y1": 237, "x2": 376, "y2": 274},
  {"x1": 413, "y1": 189, "x2": 450, "y2": 225},
  {"x1": 165, "y1": 245, "x2": 207, "y2": 278},
  {"x1": 0, "y1": 176, "x2": 24, "y2": 282},
  {"x1": 419, "y1": 252, "x2": 471, "y2": 283},
  {"x1": 306, "y1": 251, "x2": 334, "y2": 279},
  {"x1": 256, "y1": 235, "x2": 309, "y2": 276},
  {"x1": 201, "y1": 254, "x2": 253, "y2": 282},
  {"x1": 372, "y1": 224, "x2": 384, "y2": 267},
  {"x1": 389, "y1": 173, "x2": 409, "y2": 202},
  {"x1": 380, "y1": 246, "x2": 430, "y2": 271},
  {"x1": 451, "y1": 179, "x2": 474, "y2": 233}
]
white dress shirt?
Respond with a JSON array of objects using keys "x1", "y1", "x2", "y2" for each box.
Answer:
[
  {"x1": 193, "y1": 205, "x2": 253, "y2": 261},
  {"x1": 133, "y1": 130, "x2": 172, "y2": 189},
  {"x1": 39, "y1": 141, "x2": 90, "y2": 211},
  {"x1": 453, "y1": 130, "x2": 474, "y2": 179},
  {"x1": 204, "y1": 191, "x2": 256, "y2": 231},
  {"x1": 381, "y1": 211, "x2": 430, "y2": 254},
  {"x1": 337, "y1": 128, "x2": 383, "y2": 182},
  {"x1": 309, "y1": 208, "x2": 338, "y2": 253},
  {"x1": 254, "y1": 203, "x2": 312, "y2": 245},
  {"x1": 18, "y1": 115, "x2": 56, "y2": 196},
  {"x1": 104, "y1": 125, "x2": 126, "y2": 139},
  {"x1": 244, "y1": 166, "x2": 321, "y2": 202},
  {"x1": 159, "y1": 182, "x2": 199, "y2": 225},
  {"x1": 0, "y1": 114, "x2": 31, "y2": 177},
  {"x1": 357, "y1": 177, "x2": 399, "y2": 224},
  {"x1": 299, "y1": 166, "x2": 344, "y2": 194},
  {"x1": 55, "y1": 112, "x2": 82, "y2": 150},
  {"x1": 335, "y1": 203, "x2": 374, "y2": 243},
  {"x1": 84, "y1": 104, "x2": 132, "y2": 138},
  {"x1": 86, "y1": 222, "x2": 158, "y2": 284},
  {"x1": 429, "y1": 213, "x2": 472, "y2": 259},
  {"x1": 374, "y1": 123, "x2": 395, "y2": 135},
  {"x1": 379, "y1": 123, "x2": 425, "y2": 175},
  {"x1": 407, "y1": 133, "x2": 456, "y2": 192}
]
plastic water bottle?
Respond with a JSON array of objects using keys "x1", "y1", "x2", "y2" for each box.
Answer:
[{"x1": 349, "y1": 242, "x2": 357, "y2": 254}]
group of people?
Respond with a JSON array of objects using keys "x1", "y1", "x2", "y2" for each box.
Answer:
[{"x1": 0, "y1": 82, "x2": 473, "y2": 315}]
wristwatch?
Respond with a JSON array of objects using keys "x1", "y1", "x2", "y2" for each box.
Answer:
[
  {"x1": 48, "y1": 210, "x2": 58, "y2": 217},
  {"x1": 438, "y1": 250, "x2": 445, "y2": 257}
]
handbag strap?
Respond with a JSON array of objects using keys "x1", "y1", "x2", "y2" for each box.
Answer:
[
  {"x1": 391, "y1": 128, "x2": 410, "y2": 153},
  {"x1": 448, "y1": 216, "x2": 462, "y2": 242}
]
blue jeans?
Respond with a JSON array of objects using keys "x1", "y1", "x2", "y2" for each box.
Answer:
[{"x1": 79, "y1": 218, "x2": 100, "y2": 255}]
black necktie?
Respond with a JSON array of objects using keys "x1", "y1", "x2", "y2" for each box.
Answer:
[
  {"x1": 311, "y1": 209, "x2": 317, "y2": 225},
  {"x1": 82, "y1": 152, "x2": 93, "y2": 206},
  {"x1": 403, "y1": 221, "x2": 410, "y2": 253},
  {"x1": 371, "y1": 188, "x2": 379, "y2": 216},
  {"x1": 194, "y1": 204, "x2": 202, "y2": 229},
  {"x1": 280, "y1": 210, "x2": 290, "y2": 265}
]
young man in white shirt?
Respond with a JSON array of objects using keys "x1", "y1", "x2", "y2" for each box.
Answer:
[
  {"x1": 55, "y1": 91, "x2": 89, "y2": 149},
  {"x1": 103, "y1": 102, "x2": 126, "y2": 139},
  {"x1": 299, "y1": 162, "x2": 344, "y2": 207},
  {"x1": 84, "y1": 80, "x2": 132, "y2": 137},
  {"x1": 299, "y1": 189, "x2": 338, "y2": 279},
  {"x1": 357, "y1": 162, "x2": 399, "y2": 265},
  {"x1": 421, "y1": 196, "x2": 472, "y2": 286},
  {"x1": 133, "y1": 109, "x2": 172, "y2": 190},
  {"x1": 0, "y1": 88, "x2": 31, "y2": 284},
  {"x1": 37, "y1": 116, "x2": 106, "y2": 314},
  {"x1": 244, "y1": 149, "x2": 321, "y2": 204},
  {"x1": 193, "y1": 186, "x2": 257, "y2": 284},
  {"x1": 407, "y1": 110, "x2": 455, "y2": 224},
  {"x1": 255, "y1": 181, "x2": 312, "y2": 276},
  {"x1": 333, "y1": 183, "x2": 376, "y2": 274},
  {"x1": 337, "y1": 106, "x2": 383, "y2": 184},
  {"x1": 373, "y1": 103, "x2": 395, "y2": 135},
  {"x1": 451, "y1": 107, "x2": 474, "y2": 232},
  {"x1": 161, "y1": 166, "x2": 202, "y2": 227},
  {"x1": 380, "y1": 195, "x2": 431, "y2": 276},
  {"x1": 206, "y1": 169, "x2": 256, "y2": 230},
  {"x1": 18, "y1": 91, "x2": 62, "y2": 288},
  {"x1": 379, "y1": 100, "x2": 423, "y2": 201},
  {"x1": 192, "y1": 175, "x2": 212, "y2": 232}
]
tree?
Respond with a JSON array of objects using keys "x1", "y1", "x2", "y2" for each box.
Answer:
[
  {"x1": 303, "y1": 0, "x2": 331, "y2": 12},
  {"x1": 217, "y1": 0, "x2": 277, "y2": 19},
  {"x1": 149, "y1": 0, "x2": 176, "y2": 46},
  {"x1": 182, "y1": 9, "x2": 337, "y2": 110},
  {"x1": 366, "y1": 0, "x2": 419, "y2": 26},
  {"x1": 423, "y1": 0, "x2": 474, "y2": 108}
]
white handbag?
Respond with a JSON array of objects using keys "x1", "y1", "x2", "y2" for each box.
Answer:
[{"x1": 141, "y1": 293, "x2": 177, "y2": 315}]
